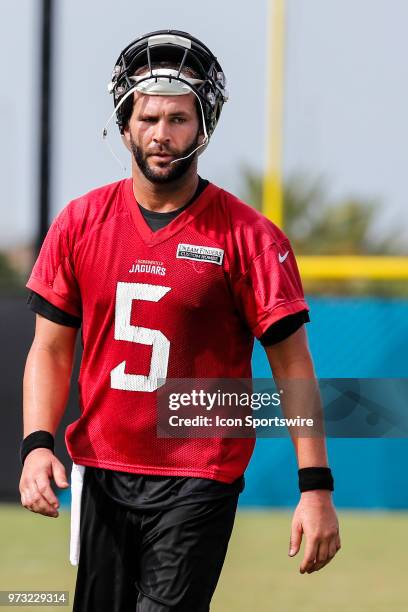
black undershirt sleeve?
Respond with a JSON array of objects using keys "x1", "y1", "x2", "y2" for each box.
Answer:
[
  {"x1": 26, "y1": 291, "x2": 82, "y2": 328},
  {"x1": 258, "y1": 310, "x2": 310, "y2": 347}
]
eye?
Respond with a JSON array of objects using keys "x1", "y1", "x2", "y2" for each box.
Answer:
[{"x1": 172, "y1": 117, "x2": 186, "y2": 124}]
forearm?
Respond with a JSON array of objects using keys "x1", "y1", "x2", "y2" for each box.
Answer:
[
  {"x1": 271, "y1": 354, "x2": 328, "y2": 469},
  {"x1": 23, "y1": 343, "x2": 73, "y2": 437},
  {"x1": 292, "y1": 437, "x2": 328, "y2": 468},
  {"x1": 279, "y1": 380, "x2": 328, "y2": 468}
]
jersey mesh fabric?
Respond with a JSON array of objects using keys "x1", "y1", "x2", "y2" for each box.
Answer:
[{"x1": 26, "y1": 178, "x2": 309, "y2": 483}]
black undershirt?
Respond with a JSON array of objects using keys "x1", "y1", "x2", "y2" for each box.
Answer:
[
  {"x1": 137, "y1": 175, "x2": 210, "y2": 232},
  {"x1": 26, "y1": 177, "x2": 309, "y2": 505}
]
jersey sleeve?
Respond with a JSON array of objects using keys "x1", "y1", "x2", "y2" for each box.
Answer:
[
  {"x1": 231, "y1": 238, "x2": 309, "y2": 340},
  {"x1": 26, "y1": 215, "x2": 82, "y2": 317}
]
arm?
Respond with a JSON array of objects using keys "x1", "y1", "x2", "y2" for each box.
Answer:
[
  {"x1": 266, "y1": 325, "x2": 328, "y2": 468},
  {"x1": 265, "y1": 325, "x2": 341, "y2": 573},
  {"x1": 19, "y1": 314, "x2": 78, "y2": 518}
]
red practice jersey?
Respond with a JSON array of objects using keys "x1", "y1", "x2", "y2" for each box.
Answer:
[{"x1": 27, "y1": 178, "x2": 309, "y2": 483}]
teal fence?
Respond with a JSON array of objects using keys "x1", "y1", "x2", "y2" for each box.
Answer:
[{"x1": 241, "y1": 297, "x2": 408, "y2": 509}]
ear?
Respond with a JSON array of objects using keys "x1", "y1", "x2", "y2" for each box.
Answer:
[{"x1": 122, "y1": 127, "x2": 131, "y2": 151}]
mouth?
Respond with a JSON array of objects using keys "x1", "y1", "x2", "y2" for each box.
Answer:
[{"x1": 149, "y1": 154, "x2": 174, "y2": 163}]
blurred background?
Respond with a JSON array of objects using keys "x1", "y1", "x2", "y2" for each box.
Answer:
[{"x1": 1, "y1": 0, "x2": 407, "y2": 610}]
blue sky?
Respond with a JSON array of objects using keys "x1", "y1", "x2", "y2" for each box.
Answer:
[{"x1": 1, "y1": 0, "x2": 407, "y2": 248}]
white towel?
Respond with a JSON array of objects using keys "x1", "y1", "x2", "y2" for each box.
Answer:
[{"x1": 69, "y1": 463, "x2": 85, "y2": 566}]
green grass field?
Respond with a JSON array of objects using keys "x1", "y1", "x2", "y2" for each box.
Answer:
[{"x1": 0, "y1": 504, "x2": 407, "y2": 611}]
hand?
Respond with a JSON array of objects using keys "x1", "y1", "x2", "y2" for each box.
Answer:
[
  {"x1": 288, "y1": 490, "x2": 341, "y2": 574},
  {"x1": 19, "y1": 448, "x2": 69, "y2": 518}
]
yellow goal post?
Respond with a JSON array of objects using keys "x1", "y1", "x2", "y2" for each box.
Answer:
[{"x1": 263, "y1": 0, "x2": 408, "y2": 280}]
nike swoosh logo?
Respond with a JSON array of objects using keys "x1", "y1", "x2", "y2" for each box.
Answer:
[{"x1": 278, "y1": 250, "x2": 290, "y2": 263}]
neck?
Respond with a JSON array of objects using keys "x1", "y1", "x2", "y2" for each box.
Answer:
[{"x1": 131, "y1": 159, "x2": 199, "y2": 213}]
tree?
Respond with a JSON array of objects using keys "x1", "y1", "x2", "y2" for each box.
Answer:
[{"x1": 240, "y1": 167, "x2": 408, "y2": 296}]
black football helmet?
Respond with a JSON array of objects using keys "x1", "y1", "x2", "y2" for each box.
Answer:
[{"x1": 107, "y1": 29, "x2": 228, "y2": 138}]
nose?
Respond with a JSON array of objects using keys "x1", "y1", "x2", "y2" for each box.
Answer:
[{"x1": 152, "y1": 118, "x2": 171, "y2": 145}]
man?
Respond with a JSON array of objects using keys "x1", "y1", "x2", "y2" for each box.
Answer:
[{"x1": 19, "y1": 30, "x2": 340, "y2": 612}]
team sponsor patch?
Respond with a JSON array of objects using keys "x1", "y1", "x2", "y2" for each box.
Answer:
[{"x1": 176, "y1": 243, "x2": 224, "y2": 265}]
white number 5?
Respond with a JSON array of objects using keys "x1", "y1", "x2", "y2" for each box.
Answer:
[{"x1": 110, "y1": 281, "x2": 171, "y2": 392}]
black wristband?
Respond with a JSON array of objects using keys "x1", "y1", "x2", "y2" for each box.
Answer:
[
  {"x1": 298, "y1": 467, "x2": 334, "y2": 492},
  {"x1": 20, "y1": 430, "x2": 55, "y2": 466}
]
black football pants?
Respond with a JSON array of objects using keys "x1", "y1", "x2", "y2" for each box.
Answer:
[{"x1": 73, "y1": 468, "x2": 239, "y2": 611}]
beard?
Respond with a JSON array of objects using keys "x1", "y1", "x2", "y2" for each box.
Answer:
[{"x1": 129, "y1": 129, "x2": 201, "y2": 184}]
